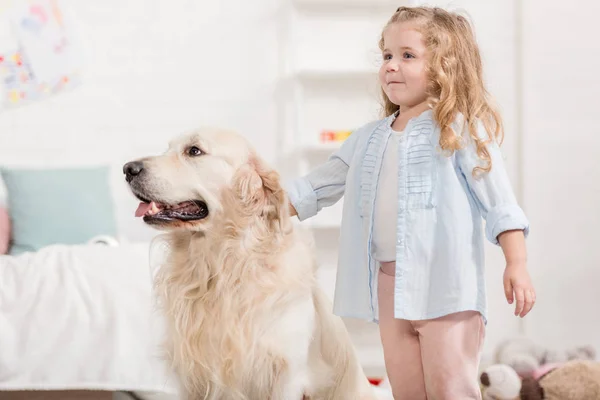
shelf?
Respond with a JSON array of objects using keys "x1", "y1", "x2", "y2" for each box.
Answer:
[
  {"x1": 372, "y1": 384, "x2": 393, "y2": 399},
  {"x1": 299, "y1": 215, "x2": 340, "y2": 230},
  {"x1": 308, "y1": 212, "x2": 342, "y2": 229},
  {"x1": 299, "y1": 200, "x2": 343, "y2": 230},
  {"x1": 309, "y1": 221, "x2": 341, "y2": 229},
  {"x1": 285, "y1": 142, "x2": 345, "y2": 161},
  {"x1": 289, "y1": 68, "x2": 379, "y2": 83},
  {"x1": 275, "y1": 68, "x2": 379, "y2": 98},
  {"x1": 302, "y1": 142, "x2": 343, "y2": 153},
  {"x1": 291, "y1": 0, "x2": 402, "y2": 13},
  {"x1": 356, "y1": 346, "x2": 386, "y2": 375}
]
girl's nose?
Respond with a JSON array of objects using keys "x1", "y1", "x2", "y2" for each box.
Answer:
[{"x1": 386, "y1": 61, "x2": 399, "y2": 72}]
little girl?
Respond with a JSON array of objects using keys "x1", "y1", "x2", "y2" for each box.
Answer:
[{"x1": 285, "y1": 6, "x2": 536, "y2": 400}]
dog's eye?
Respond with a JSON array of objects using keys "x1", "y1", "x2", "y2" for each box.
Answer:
[{"x1": 188, "y1": 146, "x2": 204, "y2": 157}]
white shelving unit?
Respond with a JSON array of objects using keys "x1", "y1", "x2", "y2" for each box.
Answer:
[
  {"x1": 276, "y1": 0, "x2": 404, "y2": 237},
  {"x1": 277, "y1": 0, "x2": 412, "y2": 378}
]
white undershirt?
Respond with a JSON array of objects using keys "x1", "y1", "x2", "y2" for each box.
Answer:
[{"x1": 372, "y1": 129, "x2": 403, "y2": 262}]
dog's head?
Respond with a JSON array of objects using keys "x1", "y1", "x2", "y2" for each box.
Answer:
[{"x1": 123, "y1": 127, "x2": 288, "y2": 233}]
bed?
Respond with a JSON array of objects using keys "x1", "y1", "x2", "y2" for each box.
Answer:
[{"x1": 0, "y1": 241, "x2": 180, "y2": 399}]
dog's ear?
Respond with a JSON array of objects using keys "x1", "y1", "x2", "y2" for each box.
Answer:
[{"x1": 233, "y1": 154, "x2": 290, "y2": 229}]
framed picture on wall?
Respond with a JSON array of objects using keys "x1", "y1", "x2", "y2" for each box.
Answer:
[{"x1": 0, "y1": 0, "x2": 84, "y2": 110}]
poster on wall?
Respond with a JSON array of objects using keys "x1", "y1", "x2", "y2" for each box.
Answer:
[{"x1": 0, "y1": 0, "x2": 84, "y2": 110}]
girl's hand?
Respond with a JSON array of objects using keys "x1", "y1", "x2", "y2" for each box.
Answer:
[
  {"x1": 288, "y1": 202, "x2": 297, "y2": 217},
  {"x1": 503, "y1": 262, "x2": 536, "y2": 317}
]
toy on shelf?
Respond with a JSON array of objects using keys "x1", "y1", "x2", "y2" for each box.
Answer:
[{"x1": 319, "y1": 129, "x2": 352, "y2": 144}]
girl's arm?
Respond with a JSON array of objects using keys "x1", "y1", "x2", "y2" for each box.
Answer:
[
  {"x1": 498, "y1": 229, "x2": 527, "y2": 265},
  {"x1": 454, "y1": 121, "x2": 529, "y2": 245},
  {"x1": 284, "y1": 127, "x2": 363, "y2": 221},
  {"x1": 455, "y1": 120, "x2": 535, "y2": 317}
]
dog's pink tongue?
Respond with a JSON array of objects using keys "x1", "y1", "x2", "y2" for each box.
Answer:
[{"x1": 135, "y1": 202, "x2": 153, "y2": 217}]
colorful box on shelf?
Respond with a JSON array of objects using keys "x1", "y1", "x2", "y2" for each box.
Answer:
[{"x1": 319, "y1": 129, "x2": 352, "y2": 143}]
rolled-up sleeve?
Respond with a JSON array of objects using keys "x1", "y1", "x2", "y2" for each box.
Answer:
[
  {"x1": 284, "y1": 129, "x2": 362, "y2": 222},
  {"x1": 456, "y1": 122, "x2": 530, "y2": 245}
]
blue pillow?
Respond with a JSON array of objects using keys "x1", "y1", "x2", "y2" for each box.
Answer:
[{"x1": 1, "y1": 166, "x2": 118, "y2": 255}]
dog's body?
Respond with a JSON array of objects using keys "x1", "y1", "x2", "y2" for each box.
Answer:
[{"x1": 125, "y1": 128, "x2": 376, "y2": 400}]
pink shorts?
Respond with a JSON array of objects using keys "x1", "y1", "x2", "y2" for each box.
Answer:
[{"x1": 378, "y1": 262, "x2": 485, "y2": 400}]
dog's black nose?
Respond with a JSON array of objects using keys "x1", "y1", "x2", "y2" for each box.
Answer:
[{"x1": 123, "y1": 161, "x2": 144, "y2": 182}]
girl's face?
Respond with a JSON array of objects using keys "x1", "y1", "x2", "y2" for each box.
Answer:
[{"x1": 379, "y1": 22, "x2": 429, "y2": 110}]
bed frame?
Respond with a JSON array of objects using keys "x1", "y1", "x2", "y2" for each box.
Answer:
[{"x1": 0, "y1": 390, "x2": 114, "y2": 400}]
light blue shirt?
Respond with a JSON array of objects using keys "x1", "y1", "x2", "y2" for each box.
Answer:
[{"x1": 285, "y1": 109, "x2": 529, "y2": 324}]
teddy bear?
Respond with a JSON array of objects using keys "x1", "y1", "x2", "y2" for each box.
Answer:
[
  {"x1": 480, "y1": 360, "x2": 600, "y2": 400},
  {"x1": 494, "y1": 336, "x2": 596, "y2": 378}
]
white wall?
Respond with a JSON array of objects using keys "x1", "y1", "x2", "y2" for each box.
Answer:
[
  {"x1": 521, "y1": 0, "x2": 600, "y2": 353},
  {"x1": 0, "y1": 0, "x2": 280, "y2": 241}
]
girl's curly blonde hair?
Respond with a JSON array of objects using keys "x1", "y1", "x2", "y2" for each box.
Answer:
[{"x1": 380, "y1": 6, "x2": 503, "y2": 175}]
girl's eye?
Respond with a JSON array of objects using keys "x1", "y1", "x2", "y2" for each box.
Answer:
[
  {"x1": 382, "y1": 53, "x2": 393, "y2": 61},
  {"x1": 403, "y1": 52, "x2": 415, "y2": 59}
]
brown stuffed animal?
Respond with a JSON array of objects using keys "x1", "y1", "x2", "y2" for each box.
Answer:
[{"x1": 520, "y1": 360, "x2": 600, "y2": 400}]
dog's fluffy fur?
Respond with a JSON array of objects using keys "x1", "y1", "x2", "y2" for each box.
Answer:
[{"x1": 125, "y1": 128, "x2": 376, "y2": 400}]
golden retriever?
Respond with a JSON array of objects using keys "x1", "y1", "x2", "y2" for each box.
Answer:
[{"x1": 123, "y1": 127, "x2": 376, "y2": 400}]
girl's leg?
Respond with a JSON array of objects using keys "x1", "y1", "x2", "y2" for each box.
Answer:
[
  {"x1": 414, "y1": 311, "x2": 485, "y2": 400},
  {"x1": 377, "y1": 264, "x2": 426, "y2": 400}
]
